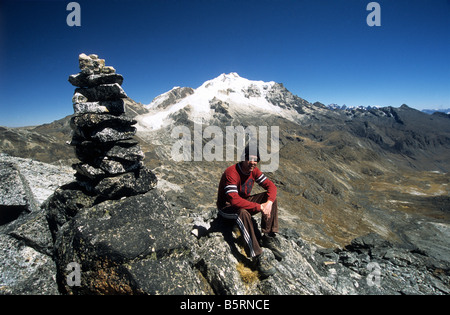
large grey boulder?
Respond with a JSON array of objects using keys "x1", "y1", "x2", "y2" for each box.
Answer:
[
  {"x1": 0, "y1": 162, "x2": 30, "y2": 225},
  {"x1": 0, "y1": 154, "x2": 74, "y2": 295},
  {"x1": 0, "y1": 234, "x2": 58, "y2": 295},
  {"x1": 53, "y1": 188, "x2": 206, "y2": 295}
]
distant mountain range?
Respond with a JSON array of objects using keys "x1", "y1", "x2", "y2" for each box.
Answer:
[
  {"x1": 421, "y1": 108, "x2": 450, "y2": 115},
  {"x1": 327, "y1": 104, "x2": 381, "y2": 111},
  {"x1": 327, "y1": 103, "x2": 450, "y2": 116}
]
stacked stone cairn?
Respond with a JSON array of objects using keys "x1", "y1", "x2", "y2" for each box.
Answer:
[{"x1": 68, "y1": 53, "x2": 156, "y2": 199}]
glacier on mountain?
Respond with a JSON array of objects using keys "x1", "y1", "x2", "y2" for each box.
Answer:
[{"x1": 137, "y1": 73, "x2": 289, "y2": 130}]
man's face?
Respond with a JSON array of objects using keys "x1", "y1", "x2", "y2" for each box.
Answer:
[{"x1": 243, "y1": 155, "x2": 258, "y2": 173}]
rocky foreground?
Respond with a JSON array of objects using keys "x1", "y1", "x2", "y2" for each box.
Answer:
[{"x1": 1, "y1": 153, "x2": 449, "y2": 295}]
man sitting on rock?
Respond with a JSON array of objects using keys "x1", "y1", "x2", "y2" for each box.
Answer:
[{"x1": 217, "y1": 145, "x2": 285, "y2": 278}]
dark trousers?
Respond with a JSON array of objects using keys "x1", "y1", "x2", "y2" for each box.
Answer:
[{"x1": 218, "y1": 193, "x2": 278, "y2": 257}]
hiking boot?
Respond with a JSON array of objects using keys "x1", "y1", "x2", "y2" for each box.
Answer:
[
  {"x1": 262, "y1": 234, "x2": 286, "y2": 261},
  {"x1": 254, "y1": 249, "x2": 276, "y2": 279}
]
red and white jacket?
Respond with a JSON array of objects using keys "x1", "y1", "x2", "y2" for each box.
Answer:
[{"x1": 216, "y1": 162, "x2": 277, "y2": 213}]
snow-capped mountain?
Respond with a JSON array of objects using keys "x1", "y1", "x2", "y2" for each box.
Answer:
[
  {"x1": 327, "y1": 104, "x2": 381, "y2": 111},
  {"x1": 421, "y1": 108, "x2": 450, "y2": 115},
  {"x1": 137, "y1": 72, "x2": 315, "y2": 130}
]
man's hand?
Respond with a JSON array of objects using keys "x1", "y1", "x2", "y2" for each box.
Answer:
[{"x1": 260, "y1": 200, "x2": 273, "y2": 219}]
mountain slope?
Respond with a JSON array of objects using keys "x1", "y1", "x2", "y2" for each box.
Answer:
[
  {"x1": 1, "y1": 72, "x2": 449, "y2": 251},
  {"x1": 0, "y1": 98, "x2": 148, "y2": 164},
  {"x1": 3, "y1": 153, "x2": 448, "y2": 295},
  {"x1": 133, "y1": 73, "x2": 450, "y2": 250},
  {"x1": 137, "y1": 72, "x2": 320, "y2": 130}
]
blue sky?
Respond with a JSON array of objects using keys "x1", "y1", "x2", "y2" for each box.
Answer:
[{"x1": 0, "y1": 0, "x2": 449, "y2": 127}]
